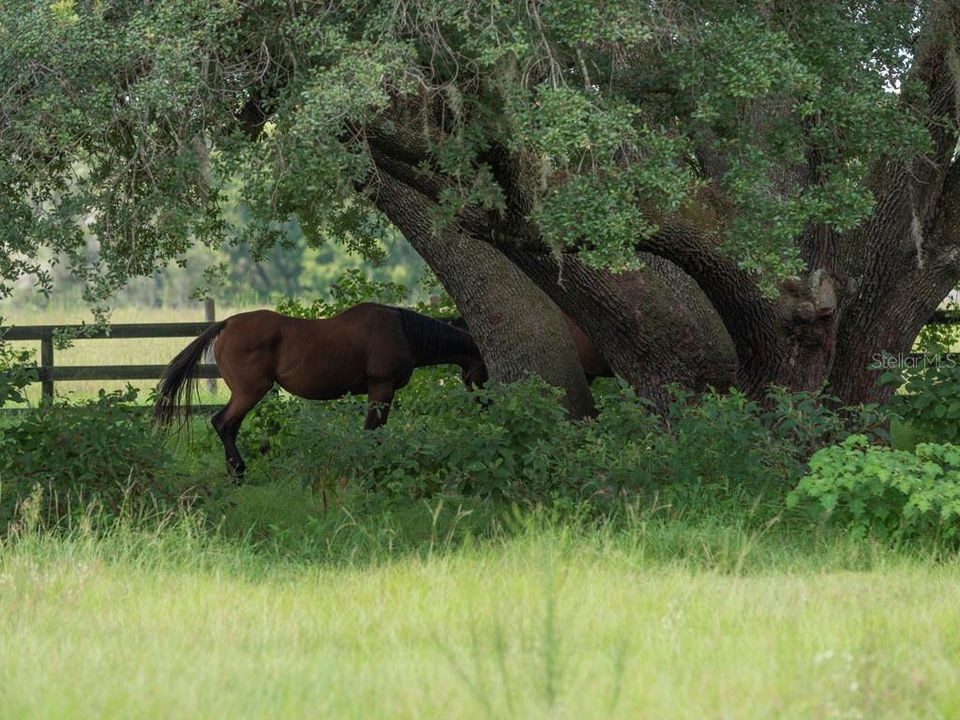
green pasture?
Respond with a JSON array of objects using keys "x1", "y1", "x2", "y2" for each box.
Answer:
[
  {"x1": 3, "y1": 507, "x2": 960, "y2": 720},
  {"x1": 3, "y1": 303, "x2": 960, "y2": 719}
]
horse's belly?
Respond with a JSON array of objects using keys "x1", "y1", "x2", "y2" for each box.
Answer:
[
  {"x1": 277, "y1": 373, "x2": 365, "y2": 401},
  {"x1": 273, "y1": 335, "x2": 368, "y2": 399}
]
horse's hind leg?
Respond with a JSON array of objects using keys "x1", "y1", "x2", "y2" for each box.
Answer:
[
  {"x1": 212, "y1": 388, "x2": 270, "y2": 482},
  {"x1": 364, "y1": 382, "x2": 395, "y2": 430}
]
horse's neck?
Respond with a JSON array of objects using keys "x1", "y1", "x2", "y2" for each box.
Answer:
[
  {"x1": 410, "y1": 340, "x2": 479, "y2": 370},
  {"x1": 412, "y1": 349, "x2": 475, "y2": 369},
  {"x1": 400, "y1": 310, "x2": 479, "y2": 368}
]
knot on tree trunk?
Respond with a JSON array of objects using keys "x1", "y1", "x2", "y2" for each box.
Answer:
[{"x1": 781, "y1": 270, "x2": 838, "y2": 345}]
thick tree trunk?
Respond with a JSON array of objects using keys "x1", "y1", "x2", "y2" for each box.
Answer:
[
  {"x1": 370, "y1": 173, "x2": 596, "y2": 419},
  {"x1": 506, "y1": 248, "x2": 736, "y2": 408},
  {"x1": 355, "y1": 0, "x2": 959, "y2": 413},
  {"x1": 830, "y1": 162, "x2": 960, "y2": 405},
  {"x1": 829, "y1": 5, "x2": 960, "y2": 405},
  {"x1": 631, "y1": 220, "x2": 842, "y2": 399}
]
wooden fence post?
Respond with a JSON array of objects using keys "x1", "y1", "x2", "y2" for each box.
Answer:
[
  {"x1": 204, "y1": 298, "x2": 217, "y2": 394},
  {"x1": 40, "y1": 329, "x2": 54, "y2": 406}
]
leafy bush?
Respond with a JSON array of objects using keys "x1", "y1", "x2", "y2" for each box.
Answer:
[
  {"x1": 880, "y1": 356, "x2": 960, "y2": 444},
  {"x1": 787, "y1": 435, "x2": 960, "y2": 540},
  {"x1": 0, "y1": 387, "x2": 175, "y2": 530},
  {"x1": 0, "y1": 325, "x2": 37, "y2": 406},
  {"x1": 259, "y1": 375, "x2": 879, "y2": 510}
]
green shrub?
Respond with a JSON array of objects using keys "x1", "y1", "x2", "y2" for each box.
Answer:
[
  {"x1": 237, "y1": 388, "x2": 302, "y2": 460},
  {"x1": 266, "y1": 377, "x2": 575, "y2": 501},
  {"x1": 259, "y1": 375, "x2": 876, "y2": 510},
  {"x1": 0, "y1": 326, "x2": 37, "y2": 407},
  {"x1": 880, "y1": 356, "x2": 960, "y2": 444},
  {"x1": 787, "y1": 435, "x2": 960, "y2": 540},
  {"x1": 0, "y1": 387, "x2": 175, "y2": 529}
]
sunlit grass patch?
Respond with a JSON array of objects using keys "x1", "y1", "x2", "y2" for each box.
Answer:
[{"x1": 2, "y1": 510, "x2": 960, "y2": 719}]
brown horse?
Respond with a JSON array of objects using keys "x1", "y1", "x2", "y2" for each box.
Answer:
[
  {"x1": 561, "y1": 316, "x2": 612, "y2": 382},
  {"x1": 154, "y1": 303, "x2": 487, "y2": 479}
]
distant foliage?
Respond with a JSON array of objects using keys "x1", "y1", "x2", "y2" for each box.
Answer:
[
  {"x1": 789, "y1": 436, "x2": 960, "y2": 541},
  {"x1": 0, "y1": 388, "x2": 173, "y2": 529}
]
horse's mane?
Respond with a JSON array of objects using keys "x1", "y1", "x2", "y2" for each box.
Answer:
[
  {"x1": 442, "y1": 317, "x2": 470, "y2": 332},
  {"x1": 394, "y1": 308, "x2": 479, "y2": 362}
]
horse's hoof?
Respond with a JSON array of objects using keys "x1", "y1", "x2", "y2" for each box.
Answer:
[{"x1": 227, "y1": 466, "x2": 245, "y2": 486}]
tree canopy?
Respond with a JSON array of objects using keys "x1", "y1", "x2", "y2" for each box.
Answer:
[{"x1": 2, "y1": 0, "x2": 959, "y2": 411}]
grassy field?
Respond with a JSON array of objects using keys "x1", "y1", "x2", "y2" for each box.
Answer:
[
  {"x1": 4, "y1": 301, "x2": 960, "y2": 718},
  {"x1": 2, "y1": 507, "x2": 960, "y2": 720}
]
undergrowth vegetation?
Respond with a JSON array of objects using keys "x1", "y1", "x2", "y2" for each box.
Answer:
[
  {"x1": 2, "y1": 280, "x2": 960, "y2": 546},
  {"x1": 0, "y1": 363, "x2": 918, "y2": 544},
  {"x1": 0, "y1": 388, "x2": 175, "y2": 529},
  {"x1": 790, "y1": 437, "x2": 960, "y2": 541},
  {"x1": 252, "y1": 377, "x2": 889, "y2": 510}
]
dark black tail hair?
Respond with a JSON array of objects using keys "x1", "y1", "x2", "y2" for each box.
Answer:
[{"x1": 153, "y1": 320, "x2": 227, "y2": 428}]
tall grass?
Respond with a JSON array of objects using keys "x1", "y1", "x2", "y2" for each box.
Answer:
[{"x1": 2, "y1": 502, "x2": 960, "y2": 719}]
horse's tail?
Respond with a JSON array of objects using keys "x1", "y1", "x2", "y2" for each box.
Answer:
[{"x1": 153, "y1": 320, "x2": 227, "y2": 428}]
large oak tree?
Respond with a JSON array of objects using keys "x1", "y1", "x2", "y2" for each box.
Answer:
[{"x1": 2, "y1": 1, "x2": 959, "y2": 416}]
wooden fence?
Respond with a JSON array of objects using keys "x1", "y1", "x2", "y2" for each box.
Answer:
[
  {"x1": 2, "y1": 305, "x2": 960, "y2": 406},
  {"x1": 1, "y1": 299, "x2": 220, "y2": 406}
]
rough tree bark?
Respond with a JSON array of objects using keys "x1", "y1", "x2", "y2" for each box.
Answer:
[
  {"x1": 505, "y1": 247, "x2": 736, "y2": 409},
  {"x1": 828, "y1": 3, "x2": 960, "y2": 405},
  {"x1": 369, "y1": 171, "x2": 596, "y2": 419}
]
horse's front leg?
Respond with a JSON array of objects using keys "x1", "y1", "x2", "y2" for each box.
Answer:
[{"x1": 364, "y1": 381, "x2": 395, "y2": 430}]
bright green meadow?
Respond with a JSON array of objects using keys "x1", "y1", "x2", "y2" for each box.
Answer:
[{"x1": 4, "y1": 509, "x2": 960, "y2": 720}]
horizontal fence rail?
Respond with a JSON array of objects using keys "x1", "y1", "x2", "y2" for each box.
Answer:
[
  {"x1": 37, "y1": 364, "x2": 220, "y2": 382},
  {"x1": 2, "y1": 305, "x2": 959, "y2": 409},
  {"x1": 2, "y1": 298, "x2": 221, "y2": 407},
  {"x1": 2, "y1": 324, "x2": 219, "y2": 383},
  {"x1": 0, "y1": 321, "x2": 215, "y2": 341}
]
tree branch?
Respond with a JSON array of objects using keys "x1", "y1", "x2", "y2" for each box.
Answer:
[
  {"x1": 898, "y1": 0, "x2": 960, "y2": 219},
  {"x1": 631, "y1": 222, "x2": 783, "y2": 380}
]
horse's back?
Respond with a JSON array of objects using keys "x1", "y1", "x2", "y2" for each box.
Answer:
[
  {"x1": 216, "y1": 309, "x2": 284, "y2": 345},
  {"x1": 268, "y1": 304, "x2": 412, "y2": 399},
  {"x1": 214, "y1": 303, "x2": 426, "y2": 400}
]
